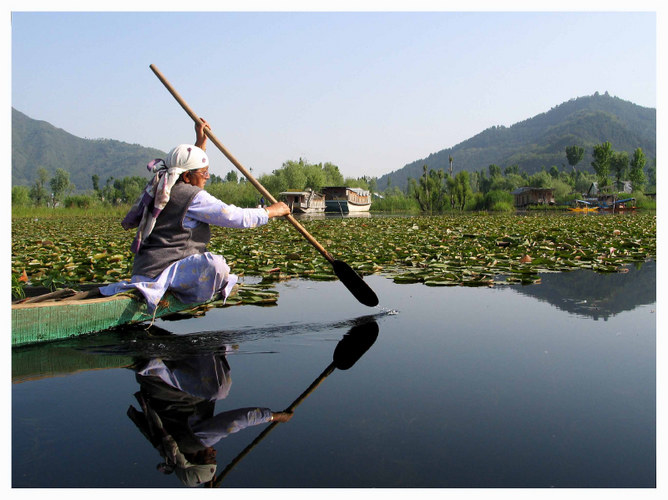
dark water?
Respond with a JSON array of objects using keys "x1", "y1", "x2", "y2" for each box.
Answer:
[{"x1": 12, "y1": 262, "x2": 656, "y2": 488}]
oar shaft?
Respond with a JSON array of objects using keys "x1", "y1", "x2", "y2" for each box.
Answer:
[
  {"x1": 212, "y1": 363, "x2": 335, "y2": 486},
  {"x1": 149, "y1": 64, "x2": 334, "y2": 264}
]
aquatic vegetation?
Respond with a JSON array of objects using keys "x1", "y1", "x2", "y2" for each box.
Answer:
[{"x1": 12, "y1": 213, "x2": 656, "y2": 299}]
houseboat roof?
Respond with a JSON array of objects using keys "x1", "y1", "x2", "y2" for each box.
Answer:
[
  {"x1": 280, "y1": 191, "x2": 315, "y2": 196},
  {"x1": 511, "y1": 187, "x2": 555, "y2": 195},
  {"x1": 322, "y1": 186, "x2": 370, "y2": 196}
]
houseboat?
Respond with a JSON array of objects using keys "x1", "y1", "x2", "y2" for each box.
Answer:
[
  {"x1": 511, "y1": 187, "x2": 555, "y2": 209},
  {"x1": 279, "y1": 189, "x2": 326, "y2": 214},
  {"x1": 322, "y1": 186, "x2": 372, "y2": 213}
]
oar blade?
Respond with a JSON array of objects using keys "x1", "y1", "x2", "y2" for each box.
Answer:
[
  {"x1": 332, "y1": 260, "x2": 379, "y2": 307},
  {"x1": 333, "y1": 320, "x2": 379, "y2": 370}
]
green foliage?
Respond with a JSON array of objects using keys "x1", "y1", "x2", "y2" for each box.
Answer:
[
  {"x1": 371, "y1": 187, "x2": 421, "y2": 212},
  {"x1": 629, "y1": 148, "x2": 647, "y2": 192},
  {"x1": 205, "y1": 180, "x2": 261, "y2": 207},
  {"x1": 50, "y1": 168, "x2": 74, "y2": 205},
  {"x1": 12, "y1": 213, "x2": 655, "y2": 293},
  {"x1": 591, "y1": 141, "x2": 614, "y2": 186},
  {"x1": 528, "y1": 170, "x2": 553, "y2": 188},
  {"x1": 12, "y1": 186, "x2": 31, "y2": 207},
  {"x1": 448, "y1": 171, "x2": 473, "y2": 211},
  {"x1": 64, "y1": 194, "x2": 97, "y2": 209},
  {"x1": 610, "y1": 151, "x2": 630, "y2": 189},
  {"x1": 253, "y1": 159, "x2": 346, "y2": 198},
  {"x1": 632, "y1": 191, "x2": 656, "y2": 210},
  {"x1": 565, "y1": 145, "x2": 585, "y2": 168},
  {"x1": 483, "y1": 190, "x2": 514, "y2": 212},
  {"x1": 408, "y1": 165, "x2": 448, "y2": 212},
  {"x1": 29, "y1": 167, "x2": 50, "y2": 206}
]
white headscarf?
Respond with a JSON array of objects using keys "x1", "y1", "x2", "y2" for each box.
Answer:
[{"x1": 122, "y1": 145, "x2": 209, "y2": 253}]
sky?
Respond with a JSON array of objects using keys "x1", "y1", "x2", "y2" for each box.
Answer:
[{"x1": 7, "y1": 3, "x2": 659, "y2": 182}]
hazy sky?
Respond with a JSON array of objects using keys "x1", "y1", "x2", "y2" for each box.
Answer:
[{"x1": 9, "y1": 6, "x2": 658, "y2": 181}]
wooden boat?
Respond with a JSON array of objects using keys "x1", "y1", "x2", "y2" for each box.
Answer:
[
  {"x1": 11, "y1": 287, "x2": 237, "y2": 347},
  {"x1": 322, "y1": 186, "x2": 372, "y2": 213},
  {"x1": 598, "y1": 197, "x2": 637, "y2": 213},
  {"x1": 568, "y1": 200, "x2": 599, "y2": 213},
  {"x1": 279, "y1": 190, "x2": 326, "y2": 214}
]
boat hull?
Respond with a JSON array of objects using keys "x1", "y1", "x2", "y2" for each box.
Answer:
[
  {"x1": 12, "y1": 291, "x2": 227, "y2": 347},
  {"x1": 292, "y1": 205, "x2": 326, "y2": 214},
  {"x1": 325, "y1": 200, "x2": 371, "y2": 213},
  {"x1": 568, "y1": 207, "x2": 599, "y2": 213}
]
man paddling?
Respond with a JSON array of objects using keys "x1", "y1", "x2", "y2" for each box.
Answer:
[{"x1": 88, "y1": 119, "x2": 289, "y2": 312}]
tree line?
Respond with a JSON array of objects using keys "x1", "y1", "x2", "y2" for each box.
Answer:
[
  {"x1": 396, "y1": 142, "x2": 655, "y2": 213},
  {"x1": 11, "y1": 159, "x2": 369, "y2": 210},
  {"x1": 11, "y1": 143, "x2": 656, "y2": 213}
]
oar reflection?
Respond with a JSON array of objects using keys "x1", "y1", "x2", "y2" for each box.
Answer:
[
  {"x1": 125, "y1": 318, "x2": 379, "y2": 487},
  {"x1": 211, "y1": 318, "x2": 379, "y2": 487}
]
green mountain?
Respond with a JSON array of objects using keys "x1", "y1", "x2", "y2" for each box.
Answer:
[
  {"x1": 12, "y1": 108, "x2": 167, "y2": 191},
  {"x1": 378, "y1": 92, "x2": 656, "y2": 191}
]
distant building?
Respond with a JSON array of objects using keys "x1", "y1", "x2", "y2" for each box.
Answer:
[
  {"x1": 511, "y1": 187, "x2": 555, "y2": 208},
  {"x1": 588, "y1": 181, "x2": 632, "y2": 196}
]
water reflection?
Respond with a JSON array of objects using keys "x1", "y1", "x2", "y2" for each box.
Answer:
[
  {"x1": 212, "y1": 318, "x2": 379, "y2": 487},
  {"x1": 126, "y1": 318, "x2": 378, "y2": 487},
  {"x1": 13, "y1": 316, "x2": 379, "y2": 487},
  {"x1": 127, "y1": 351, "x2": 292, "y2": 487},
  {"x1": 511, "y1": 260, "x2": 655, "y2": 320},
  {"x1": 12, "y1": 313, "x2": 389, "y2": 384}
]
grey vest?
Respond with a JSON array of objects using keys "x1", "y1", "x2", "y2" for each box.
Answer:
[{"x1": 132, "y1": 182, "x2": 211, "y2": 278}]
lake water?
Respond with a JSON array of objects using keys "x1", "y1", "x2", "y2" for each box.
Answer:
[{"x1": 12, "y1": 261, "x2": 656, "y2": 488}]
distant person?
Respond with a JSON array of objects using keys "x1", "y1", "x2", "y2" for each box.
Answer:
[{"x1": 92, "y1": 118, "x2": 290, "y2": 313}]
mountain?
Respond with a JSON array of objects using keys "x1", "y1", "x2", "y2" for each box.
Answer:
[
  {"x1": 378, "y1": 92, "x2": 656, "y2": 191},
  {"x1": 12, "y1": 108, "x2": 167, "y2": 191}
]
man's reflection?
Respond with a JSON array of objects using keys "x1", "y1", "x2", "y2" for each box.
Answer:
[{"x1": 126, "y1": 349, "x2": 291, "y2": 487}]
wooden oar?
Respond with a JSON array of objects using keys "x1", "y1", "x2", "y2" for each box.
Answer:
[
  {"x1": 149, "y1": 64, "x2": 379, "y2": 308},
  {"x1": 210, "y1": 320, "x2": 379, "y2": 487}
]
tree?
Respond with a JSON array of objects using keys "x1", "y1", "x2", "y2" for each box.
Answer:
[
  {"x1": 548, "y1": 165, "x2": 560, "y2": 179},
  {"x1": 410, "y1": 165, "x2": 447, "y2": 212},
  {"x1": 565, "y1": 145, "x2": 585, "y2": 172},
  {"x1": 91, "y1": 174, "x2": 100, "y2": 193},
  {"x1": 488, "y1": 164, "x2": 502, "y2": 178},
  {"x1": 629, "y1": 148, "x2": 647, "y2": 192},
  {"x1": 321, "y1": 162, "x2": 344, "y2": 186},
  {"x1": 304, "y1": 163, "x2": 325, "y2": 191},
  {"x1": 29, "y1": 167, "x2": 50, "y2": 206},
  {"x1": 225, "y1": 171, "x2": 239, "y2": 183},
  {"x1": 610, "y1": 151, "x2": 629, "y2": 190},
  {"x1": 50, "y1": 168, "x2": 74, "y2": 206},
  {"x1": 209, "y1": 173, "x2": 224, "y2": 184},
  {"x1": 113, "y1": 176, "x2": 146, "y2": 204},
  {"x1": 12, "y1": 185, "x2": 31, "y2": 207},
  {"x1": 453, "y1": 171, "x2": 472, "y2": 210},
  {"x1": 529, "y1": 171, "x2": 553, "y2": 188},
  {"x1": 591, "y1": 141, "x2": 613, "y2": 186},
  {"x1": 368, "y1": 177, "x2": 378, "y2": 194},
  {"x1": 504, "y1": 164, "x2": 519, "y2": 176}
]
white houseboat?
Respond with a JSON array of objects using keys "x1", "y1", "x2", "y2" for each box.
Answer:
[
  {"x1": 279, "y1": 189, "x2": 326, "y2": 214},
  {"x1": 322, "y1": 187, "x2": 372, "y2": 213}
]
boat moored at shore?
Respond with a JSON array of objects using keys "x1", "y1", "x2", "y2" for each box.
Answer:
[{"x1": 322, "y1": 186, "x2": 371, "y2": 213}]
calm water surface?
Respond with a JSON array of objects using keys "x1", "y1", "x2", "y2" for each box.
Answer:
[{"x1": 12, "y1": 262, "x2": 656, "y2": 488}]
